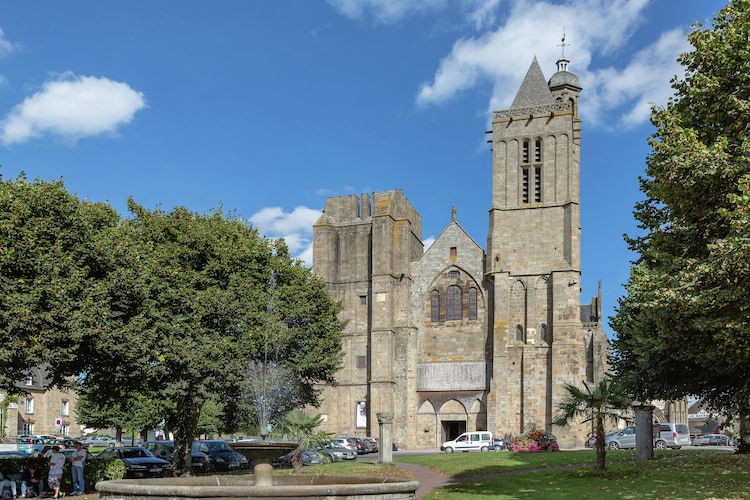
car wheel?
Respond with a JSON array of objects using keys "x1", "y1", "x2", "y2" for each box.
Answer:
[
  {"x1": 608, "y1": 442, "x2": 620, "y2": 450},
  {"x1": 480, "y1": 446, "x2": 489, "y2": 452},
  {"x1": 444, "y1": 447, "x2": 454, "y2": 454},
  {"x1": 655, "y1": 440, "x2": 667, "y2": 450}
]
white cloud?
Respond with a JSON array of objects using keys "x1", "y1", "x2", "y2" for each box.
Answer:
[
  {"x1": 249, "y1": 206, "x2": 322, "y2": 266},
  {"x1": 413, "y1": 0, "x2": 689, "y2": 128},
  {"x1": 0, "y1": 27, "x2": 19, "y2": 58},
  {"x1": 0, "y1": 73, "x2": 147, "y2": 146},
  {"x1": 326, "y1": 0, "x2": 447, "y2": 23},
  {"x1": 581, "y1": 29, "x2": 688, "y2": 128},
  {"x1": 465, "y1": 0, "x2": 501, "y2": 31}
]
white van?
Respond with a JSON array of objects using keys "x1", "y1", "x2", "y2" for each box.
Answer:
[
  {"x1": 655, "y1": 422, "x2": 691, "y2": 449},
  {"x1": 441, "y1": 431, "x2": 493, "y2": 453}
]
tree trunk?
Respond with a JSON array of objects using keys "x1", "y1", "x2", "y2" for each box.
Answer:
[
  {"x1": 738, "y1": 412, "x2": 750, "y2": 454},
  {"x1": 595, "y1": 416, "x2": 606, "y2": 471},
  {"x1": 172, "y1": 395, "x2": 201, "y2": 476}
]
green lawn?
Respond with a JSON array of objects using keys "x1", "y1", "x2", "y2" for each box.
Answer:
[
  {"x1": 81, "y1": 448, "x2": 750, "y2": 499},
  {"x1": 398, "y1": 449, "x2": 750, "y2": 499},
  {"x1": 288, "y1": 449, "x2": 749, "y2": 499}
]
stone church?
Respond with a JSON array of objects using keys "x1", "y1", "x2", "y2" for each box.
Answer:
[{"x1": 312, "y1": 55, "x2": 610, "y2": 449}]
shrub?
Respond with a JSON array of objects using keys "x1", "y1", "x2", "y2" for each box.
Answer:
[{"x1": 509, "y1": 431, "x2": 560, "y2": 452}]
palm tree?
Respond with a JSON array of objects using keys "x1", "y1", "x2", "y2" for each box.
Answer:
[
  {"x1": 555, "y1": 375, "x2": 632, "y2": 470},
  {"x1": 275, "y1": 409, "x2": 330, "y2": 474}
]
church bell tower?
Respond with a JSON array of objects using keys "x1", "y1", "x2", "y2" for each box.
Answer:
[{"x1": 486, "y1": 54, "x2": 586, "y2": 447}]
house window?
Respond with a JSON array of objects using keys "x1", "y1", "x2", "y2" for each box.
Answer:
[
  {"x1": 21, "y1": 422, "x2": 33, "y2": 435},
  {"x1": 468, "y1": 288, "x2": 478, "y2": 320},
  {"x1": 60, "y1": 424, "x2": 69, "y2": 436},
  {"x1": 24, "y1": 373, "x2": 33, "y2": 386},
  {"x1": 522, "y1": 168, "x2": 530, "y2": 203},
  {"x1": 446, "y1": 285, "x2": 462, "y2": 321},
  {"x1": 24, "y1": 397, "x2": 34, "y2": 414},
  {"x1": 356, "y1": 356, "x2": 367, "y2": 369},
  {"x1": 359, "y1": 295, "x2": 367, "y2": 305},
  {"x1": 516, "y1": 324, "x2": 524, "y2": 342},
  {"x1": 450, "y1": 247, "x2": 457, "y2": 257},
  {"x1": 61, "y1": 400, "x2": 70, "y2": 416},
  {"x1": 430, "y1": 290, "x2": 439, "y2": 322}
]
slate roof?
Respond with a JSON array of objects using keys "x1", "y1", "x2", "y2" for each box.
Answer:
[{"x1": 510, "y1": 56, "x2": 554, "y2": 109}]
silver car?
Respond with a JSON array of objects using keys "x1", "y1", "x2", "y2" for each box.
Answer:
[
  {"x1": 318, "y1": 441, "x2": 357, "y2": 461},
  {"x1": 605, "y1": 426, "x2": 636, "y2": 450}
]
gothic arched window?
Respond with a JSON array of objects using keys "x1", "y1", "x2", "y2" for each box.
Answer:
[
  {"x1": 430, "y1": 290, "x2": 439, "y2": 322},
  {"x1": 446, "y1": 285, "x2": 462, "y2": 321},
  {"x1": 516, "y1": 324, "x2": 524, "y2": 342},
  {"x1": 468, "y1": 287, "x2": 478, "y2": 320}
]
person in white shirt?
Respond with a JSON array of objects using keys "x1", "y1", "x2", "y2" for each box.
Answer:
[
  {"x1": 48, "y1": 446, "x2": 65, "y2": 499},
  {"x1": 69, "y1": 442, "x2": 87, "y2": 496}
]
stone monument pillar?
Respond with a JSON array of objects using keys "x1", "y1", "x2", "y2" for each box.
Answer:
[
  {"x1": 377, "y1": 412, "x2": 394, "y2": 465},
  {"x1": 634, "y1": 404, "x2": 655, "y2": 461}
]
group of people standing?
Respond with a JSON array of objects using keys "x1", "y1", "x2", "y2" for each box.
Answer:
[
  {"x1": 0, "y1": 441, "x2": 87, "y2": 498},
  {"x1": 48, "y1": 442, "x2": 87, "y2": 498}
]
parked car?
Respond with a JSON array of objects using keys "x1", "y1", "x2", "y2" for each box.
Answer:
[
  {"x1": 41, "y1": 438, "x2": 86, "y2": 454},
  {"x1": 441, "y1": 431, "x2": 494, "y2": 453},
  {"x1": 144, "y1": 440, "x2": 212, "y2": 473},
  {"x1": 362, "y1": 437, "x2": 379, "y2": 454},
  {"x1": 92, "y1": 446, "x2": 172, "y2": 478},
  {"x1": 331, "y1": 438, "x2": 358, "y2": 452},
  {"x1": 16, "y1": 437, "x2": 45, "y2": 457},
  {"x1": 605, "y1": 426, "x2": 636, "y2": 450},
  {"x1": 696, "y1": 434, "x2": 730, "y2": 446},
  {"x1": 191, "y1": 440, "x2": 250, "y2": 471},
  {"x1": 655, "y1": 423, "x2": 691, "y2": 449},
  {"x1": 316, "y1": 441, "x2": 357, "y2": 462},
  {"x1": 0, "y1": 451, "x2": 27, "y2": 459},
  {"x1": 352, "y1": 437, "x2": 372, "y2": 454},
  {"x1": 86, "y1": 436, "x2": 116, "y2": 447},
  {"x1": 606, "y1": 424, "x2": 691, "y2": 450},
  {"x1": 43, "y1": 448, "x2": 75, "y2": 460},
  {"x1": 273, "y1": 448, "x2": 325, "y2": 468}
]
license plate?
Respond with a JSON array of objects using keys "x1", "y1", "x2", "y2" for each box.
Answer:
[{"x1": 149, "y1": 468, "x2": 161, "y2": 473}]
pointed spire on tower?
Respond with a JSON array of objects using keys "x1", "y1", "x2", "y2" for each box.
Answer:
[{"x1": 510, "y1": 56, "x2": 554, "y2": 110}]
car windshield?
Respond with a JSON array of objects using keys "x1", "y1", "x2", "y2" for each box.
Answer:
[
  {"x1": 206, "y1": 442, "x2": 230, "y2": 451},
  {"x1": 121, "y1": 448, "x2": 153, "y2": 458}
]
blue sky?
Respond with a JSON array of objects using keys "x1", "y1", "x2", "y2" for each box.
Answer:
[{"x1": 0, "y1": 0, "x2": 727, "y2": 336}]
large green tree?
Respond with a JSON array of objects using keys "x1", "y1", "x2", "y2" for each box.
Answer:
[
  {"x1": 78, "y1": 201, "x2": 343, "y2": 475},
  {"x1": 1, "y1": 174, "x2": 344, "y2": 472},
  {"x1": 611, "y1": 0, "x2": 750, "y2": 446},
  {"x1": 0, "y1": 174, "x2": 119, "y2": 391}
]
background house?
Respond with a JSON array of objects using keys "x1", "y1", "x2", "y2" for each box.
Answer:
[{"x1": 0, "y1": 365, "x2": 83, "y2": 439}]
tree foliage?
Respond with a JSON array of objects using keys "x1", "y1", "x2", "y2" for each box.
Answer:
[
  {"x1": 611, "y1": 0, "x2": 750, "y2": 439},
  {"x1": 0, "y1": 174, "x2": 119, "y2": 390},
  {"x1": 555, "y1": 376, "x2": 631, "y2": 471},
  {"x1": 0, "y1": 174, "x2": 344, "y2": 473}
]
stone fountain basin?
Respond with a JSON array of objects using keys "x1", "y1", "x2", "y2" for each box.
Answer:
[
  {"x1": 96, "y1": 475, "x2": 420, "y2": 499},
  {"x1": 229, "y1": 440, "x2": 298, "y2": 463}
]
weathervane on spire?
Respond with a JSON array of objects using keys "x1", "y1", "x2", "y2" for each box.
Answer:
[
  {"x1": 556, "y1": 27, "x2": 570, "y2": 72},
  {"x1": 558, "y1": 27, "x2": 568, "y2": 57}
]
